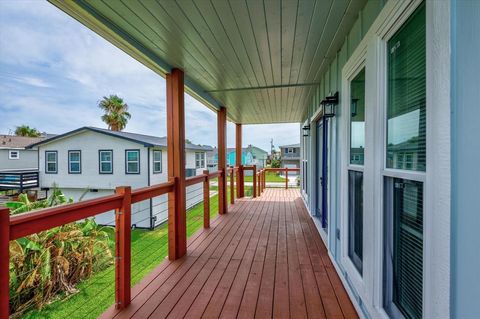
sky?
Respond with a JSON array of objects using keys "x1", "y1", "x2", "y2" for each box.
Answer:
[{"x1": 0, "y1": 1, "x2": 300, "y2": 152}]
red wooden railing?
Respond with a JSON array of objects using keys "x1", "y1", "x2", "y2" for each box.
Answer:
[{"x1": 0, "y1": 170, "x2": 225, "y2": 318}]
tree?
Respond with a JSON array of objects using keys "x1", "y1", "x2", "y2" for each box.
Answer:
[
  {"x1": 15, "y1": 125, "x2": 41, "y2": 137},
  {"x1": 98, "y1": 95, "x2": 131, "y2": 131},
  {"x1": 271, "y1": 158, "x2": 281, "y2": 168}
]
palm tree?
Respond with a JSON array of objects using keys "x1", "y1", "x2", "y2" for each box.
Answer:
[
  {"x1": 15, "y1": 125, "x2": 42, "y2": 137},
  {"x1": 98, "y1": 95, "x2": 131, "y2": 131}
]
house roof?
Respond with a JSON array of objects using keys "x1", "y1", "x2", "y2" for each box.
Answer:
[
  {"x1": 0, "y1": 135, "x2": 47, "y2": 149},
  {"x1": 279, "y1": 143, "x2": 300, "y2": 148},
  {"x1": 27, "y1": 127, "x2": 213, "y2": 151}
]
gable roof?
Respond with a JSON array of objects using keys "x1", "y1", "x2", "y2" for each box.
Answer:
[
  {"x1": 0, "y1": 135, "x2": 48, "y2": 149},
  {"x1": 27, "y1": 127, "x2": 213, "y2": 151}
]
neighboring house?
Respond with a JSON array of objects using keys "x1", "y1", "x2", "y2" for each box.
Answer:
[
  {"x1": 28, "y1": 127, "x2": 212, "y2": 229},
  {"x1": 0, "y1": 135, "x2": 46, "y2": 172},
  {"x1": 279, "y1": 143, "x2": 300, "y2": 175},
  {"x1": 208, "y1": 145, "x2": 268, "y2": 172}
]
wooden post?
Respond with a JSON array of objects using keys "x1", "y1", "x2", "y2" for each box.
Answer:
[
  {"x1": 203, "y1": 170, "x2": 210, "y2": 228},
  {"x1": 252, "y1": 165, "x2": 257, "y2": 198},
  {"x1": 235, "y1": 124, "x2": 244, "y2": 198},
  {"x1": 230, "y1": 168, "x2": 235, "y2": 205},
  {"x1": 257, "y1": 172, "x2": 261, "y2": 196},
  {"x1": 115, "y1": 186, "x2": 131, "y2": 309},
  {"x1": 217, "y1": 107, "x2": 228, "y2": 214},
  {"x1": 285, "y1": 168, "x2": 289, "y2": 189},
  {"x1": 0, "y1": 207, "x2": 10, "y2": 319},
  {"x1": 166, "y1": 68, "x2": 187, "y2": 260},
  {"x1": 263, "y1": 170, "x2": 266, "y2": 191}
]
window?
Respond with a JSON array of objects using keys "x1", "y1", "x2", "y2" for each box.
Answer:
[
  {"x1": 99, "y1": 150, "x2": 113, "y2": 174},
  {"x1": 195, "y1": 152, "x2": 205, "y2": 168},
  {"x1": 185, "y1": 168, "x2": 196, "y2": 177},
  {"x1": 8, "y1": 150, "x2": 19, "y2": 160},
  {"x1": 153, "y1": 150, "x2": 162, "y2": 173},
  {"x1": 348, "y1": 171, "x2": 363, "y2": 274},
  {"x1": 386, "y1": 2, "x2": 426, "y2": 172},
  {"x1": 348, "y1": 67, "x2": 366, "y2": 275},
  {"x1": 45, "y1": 151, "x2": 57, "y2": 174},
  {"x1": 383, "y1": 4, "x2": 425, "y2": 319},
  {"x1": 350, "y1": 68, "x2": 365, "y2": 165},
  {"x1": 125, "y1": 150, "x2": 140, "y2": 174},
  {"x1": 384, "y1": 178, "x2": 423, "y2": 319},
  {"x1": 68, "y1": 150, "x2": 81, "y2": 174}
]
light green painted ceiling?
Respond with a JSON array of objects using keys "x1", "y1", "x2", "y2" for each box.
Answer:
[{"x1": 49, "y1": 0, "x2": 366, "y2": 124}]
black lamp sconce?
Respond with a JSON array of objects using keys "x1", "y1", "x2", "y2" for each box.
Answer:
[
  {"x1": 302, "y1": 125, "x2": 311, "y2": 137},
  {"x1": 320, "y1": 91, "x2": 339, "y2": 117}
]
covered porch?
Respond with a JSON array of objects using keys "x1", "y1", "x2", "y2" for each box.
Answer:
[{"x1": 100, "y1": 188, "x2": 356, "y2": 319}]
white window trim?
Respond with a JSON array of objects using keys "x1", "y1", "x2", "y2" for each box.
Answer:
[
  {"x1": 68, "y1": 150, "x2": 81, "y2": 174},
  {"x1": 99, "y1": 150, "x2": 113, "y2": 174},
  {"x1": 153, "y1": 150, "x2": 162, "y2": 173},
  {"x1": 45, "y1": 151, "x2": 57, "y2": 174},
  {"x1": 8, "y1": 150, "x2": 19, "y2": 160},
  {"x1": 336, "y1": 0, "x2": 451, "y2": 318},
  {"x1": 125, "y1": 150, "x2": 140, "y2": 174}
]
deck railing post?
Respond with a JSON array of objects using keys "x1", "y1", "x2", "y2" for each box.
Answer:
[
  {"x1": 238, "y1": 165, "x2": 244, "y2": 198},
  {"x1": 285, "y1": 168, "x2": 289, "y2": 189},
  {"x1": 115, "y1": 186, "x2": 131, "y2": 310},
  {"x1": 257, "y1": 171, "x2": 261, "y2": 197},
  {"x1": 217, "y1": 107, "x2": 228, "y2": 215},
  {"x1": 203, "y1": 170, "x2": 210, "y2": 228},
  {"x1": 0, "y1": 207, "x2": 10, "y2": 319},
  {"x1": 230, "y1": 168, "x2": 235, "y2": 205},
  {"x1": 263, "y1": 170, "x2": 266, "y2": 191},
  {"x1": 166, "y1": 68, "x2": 187, "y2": 260},
  {"x1": 252, "y1": 165, "x2": 257, "y2": 198}
]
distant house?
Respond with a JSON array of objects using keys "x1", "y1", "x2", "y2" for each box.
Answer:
[
  {"x1": 279, "y1": 143, "x2": 301, "y2": 175},
  {"x1": 207, "y1": 144, "x2": 268, "y2": 171},
  {"x1": 0, "y1": 135, "x2": 46, "y2": 172},
  {"x1": 28, "y1": 127, "x2": 213, "y2": 229}
]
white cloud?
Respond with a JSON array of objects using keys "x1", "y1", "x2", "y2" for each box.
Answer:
[{"x1": 0, "y1": 0, "x2": 299, "y2": 152}]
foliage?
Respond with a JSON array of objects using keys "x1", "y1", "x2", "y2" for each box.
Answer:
[
  {"x1": 270, "y1": 158, "x2": 281, "y2": 168},
  {"x1": 6, "y1": 189, "x2": 113, "y2": 318},
  {"x1": 14, "y1": 125, "x2": 42, "y2": 137},
  {"x1": 98, "y1": 95, "x2": 131, "y2": 131}
]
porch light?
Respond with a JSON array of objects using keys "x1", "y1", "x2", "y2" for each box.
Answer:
[
  {"x1": 320, "y1": 91, "x2": 339, "y2": 117},
  {"x1": 302, "y1": 125, "x2": 311, "y2": 137}
]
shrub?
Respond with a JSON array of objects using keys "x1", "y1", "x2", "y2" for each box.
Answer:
[{"x1": 6, "y1": 189, "x2": 114, "y2": 318}]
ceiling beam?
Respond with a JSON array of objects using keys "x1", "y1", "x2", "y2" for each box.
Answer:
[{"x1": 205, "y1": 82, "x2": 321, "y2": 93}]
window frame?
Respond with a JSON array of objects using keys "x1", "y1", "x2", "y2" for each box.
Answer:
[
  {"x1": 99, "y1": 149, "x2": 113, "y2": 174},
  {"x1": 195, "y1": 152, "x2": 205, "y2": 169},
  {"x1": 153, "y1": 150, "x2": 162, "y2": 174},
  {"x1": 68, "y1": 150, "x2": 82, "y2": 174},
  {"x1": 45, "y1": 150, "x2": 58, "y2": 174},
  {"x1": 8, "y1": 150, "x2": 19, "y2": 160},
  {"x1": 125, "y1": 149, "x2": 140, "y2": 174}
]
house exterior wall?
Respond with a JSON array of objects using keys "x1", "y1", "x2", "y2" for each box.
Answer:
[
  {"x1": 37, "y1": 130, "x2": 207, "y2": 229},
  {"x1": 0, "y1": 149, "x2": 38, "y2": 171},
  {"x1": 300, "y1": 0, "x2": 452, "y2": 318},
  {"x1": 451, "y1": 1, "x2": 480, "y2": 318}
]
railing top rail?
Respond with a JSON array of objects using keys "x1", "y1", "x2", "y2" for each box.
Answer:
[
  {"x1": 208, "y1": 170, "x2": 222, "y2": 179},
  {"x1": 185, "y1": 174, "x2": 207, "y2": 187},
  {"x1": 264, "y1": 167, "x2": 300, "y2": 172},
  {"x1": 7, "y1": 179, "x2": 177, "y2": 240}
]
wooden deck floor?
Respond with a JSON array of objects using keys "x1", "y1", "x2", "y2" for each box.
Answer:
[{"x1": 101, "y1": 189, "x2": 358, "y2": 319}]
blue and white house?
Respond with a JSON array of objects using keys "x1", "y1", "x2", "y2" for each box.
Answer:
[{"x1": 29, "y1": 127, "x2": 212, "y2": 229}]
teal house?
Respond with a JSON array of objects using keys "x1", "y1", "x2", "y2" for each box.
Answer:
[{"x1": 208, "y1": 145, "x2": 268, "y2": 170}]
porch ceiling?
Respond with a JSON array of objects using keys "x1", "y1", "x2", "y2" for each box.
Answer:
[{"x1": 49, "y1": 0, "x2": 366, "y2": 124}]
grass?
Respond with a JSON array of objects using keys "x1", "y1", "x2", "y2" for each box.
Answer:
[
  {"x1": 22, "y1": 193, "x2": 224, "y2": 319},
  {"x1": 243, "y1": 171, "x2": 285, "y2": 183}
]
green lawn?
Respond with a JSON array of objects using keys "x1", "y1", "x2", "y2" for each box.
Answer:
[
  {"x1": 23, "y1": 194, "x2": 223, "y2": 319},
  {"x1": 243, "y1": 171, "x2": 285, "y2": 183}
]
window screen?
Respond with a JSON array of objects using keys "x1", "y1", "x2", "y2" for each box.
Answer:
[
  {"x1": 350, "y1": 68, "x2": 365, "y2": 165},
  {"x1": 386, "y1": 2, "x2": 426, "y2": 171},
  {"x1": 348, "y1": 170, "x2": 363, "y2": 275}
]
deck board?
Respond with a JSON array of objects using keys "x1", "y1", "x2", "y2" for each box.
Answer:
[{"x1": 101, "y1": 189, "x2": 358, "y2": 319}]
